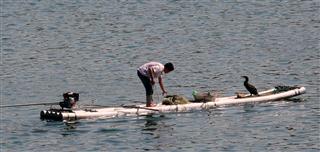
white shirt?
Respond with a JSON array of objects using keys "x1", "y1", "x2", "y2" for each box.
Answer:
[{"x1": 137, "y1": 62, "x2": 164, "y2": 79}]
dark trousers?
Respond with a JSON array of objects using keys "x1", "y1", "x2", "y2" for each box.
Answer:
[{"x1": 137, "y1": 70, "x2": 153, "y2": 96}]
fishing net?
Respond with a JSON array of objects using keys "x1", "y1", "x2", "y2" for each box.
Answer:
[
  {"x1": 162, "y1": 95, "x2": 190, "y2": 105},
  {"x1": 192, "y1": 91, "x2": 217, "y2": 102},
  {"x1": 273, "y1": 85, "x2": 300, "y2": 93}
]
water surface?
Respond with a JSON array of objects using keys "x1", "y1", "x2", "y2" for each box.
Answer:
[{"x1": 1, "y1": 0, "x2": 319, "y2": 151}]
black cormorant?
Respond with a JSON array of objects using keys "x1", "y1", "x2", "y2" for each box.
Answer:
[{"x1": 241, "y1": 76, "x2": 259, "y2": 96}]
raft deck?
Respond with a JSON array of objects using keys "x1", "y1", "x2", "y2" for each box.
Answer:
[{"x1": 40, "y1": 86, "x2": 306, "y2": 121}]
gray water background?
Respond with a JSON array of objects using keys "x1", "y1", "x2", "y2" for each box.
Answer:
[{"x1": 1, "y1": 0, "x2": 319, "y2": 151}]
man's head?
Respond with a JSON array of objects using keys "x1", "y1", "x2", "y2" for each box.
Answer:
[{"x1": 164, "y1": 62, "x2": 174, "y2": 73}]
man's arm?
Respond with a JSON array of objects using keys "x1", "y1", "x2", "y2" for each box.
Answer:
[
  {"x1": 148, "y1": 68, "x2": 155, "y2": 85},
  {"x1": 158, "y1": 77, "x2": 167, "y2": 95}
]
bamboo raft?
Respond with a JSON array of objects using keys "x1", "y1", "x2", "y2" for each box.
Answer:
[{"x1": 40, "y1": 86, "x2": 306, "y2": 121}]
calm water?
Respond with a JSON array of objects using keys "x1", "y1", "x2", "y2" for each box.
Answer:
[{"x1": 1, "y1": 0, "x2": 319, "y2": 151}]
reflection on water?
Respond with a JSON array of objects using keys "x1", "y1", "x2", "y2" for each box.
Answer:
[
  {"x1": 64, "y1": 121, "x2": 78, "y2": 130},
  {"x1": 144, "y1": 115, "x2": 160, "y2": 131},
  {"x1": 142, "y1": 115, "x2": 174, "y2": 136},
  {"x1": 284, "y1": 98, "x2": 306, "y2": 103}
]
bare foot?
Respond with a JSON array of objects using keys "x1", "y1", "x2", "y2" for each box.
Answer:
[{"x1": 146, "y1": 102, "x2": 157, "y2": 107}]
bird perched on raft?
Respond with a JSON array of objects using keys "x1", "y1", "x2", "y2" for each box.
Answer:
[{"x1": 241, "y1": 76, "x2": 259, "y2": 96}]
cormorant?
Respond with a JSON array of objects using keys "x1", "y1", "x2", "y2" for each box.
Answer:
[{"x1": 241, "y1": 76, "x2": 259, "y2": 96}]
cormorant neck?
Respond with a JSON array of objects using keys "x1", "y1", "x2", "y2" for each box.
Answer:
[{"x1": 244, "y1": 78, "x2": 249, "y2": 83}]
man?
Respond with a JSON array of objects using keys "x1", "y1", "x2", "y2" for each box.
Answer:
[{"x1": 137, "y1": 62, "x2": 174, "y2": 107}]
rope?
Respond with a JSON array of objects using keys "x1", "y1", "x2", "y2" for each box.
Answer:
[{"x1": 0, "y1": 102, "x2": 59, "y2": 108}]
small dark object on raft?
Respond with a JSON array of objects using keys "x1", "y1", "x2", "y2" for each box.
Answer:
[
  {"x1": 273, "y1": 85, "x2": 300, "y2": 93},
  {"x1": 236, "y1": 92, "x2": 247, "y2": 98}
]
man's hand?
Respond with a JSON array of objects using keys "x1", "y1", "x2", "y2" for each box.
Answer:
[
  {"x1": 150, "y1": 79, "x2": 155, "y2": 85},
  {"x1": 162, "y1": 90, "x2": 167, "y2": 96}
]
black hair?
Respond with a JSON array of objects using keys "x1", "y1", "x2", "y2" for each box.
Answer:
[{"x1": 164, "y1": 62, "x2": 174, "y2": 71}]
